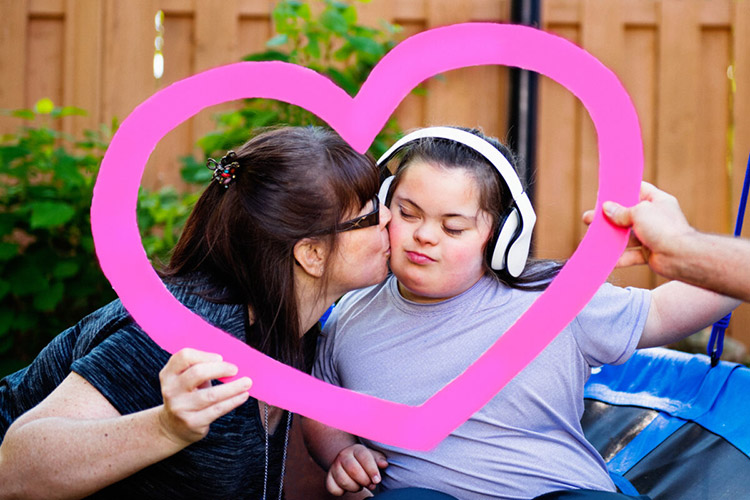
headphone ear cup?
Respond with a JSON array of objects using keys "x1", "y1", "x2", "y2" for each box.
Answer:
[
  {"x1": 379, "y1": 176, "x2": 395, "y2": 205},
  {"x1": 491, "y1": 207, "x2": 520, "y2": 271},
  {"x1": 506, "y1": 226, "x2": 532, "y2": 278}
]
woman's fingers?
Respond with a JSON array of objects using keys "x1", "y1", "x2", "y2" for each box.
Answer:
[
  {"x1": 162, "y1": 348, "x2": 223, "y2": 376},
  {"x1": 159, "y1": 349, "x2": 252, "y2": 446}
]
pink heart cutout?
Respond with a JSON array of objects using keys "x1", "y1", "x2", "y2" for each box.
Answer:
[{"x1": 91, "y1": 23, "x2": 642, "y2": 450}]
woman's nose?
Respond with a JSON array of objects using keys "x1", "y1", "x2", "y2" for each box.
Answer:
[{"x1": 380, "y1": 203, "x2": 392, "y2": 227}]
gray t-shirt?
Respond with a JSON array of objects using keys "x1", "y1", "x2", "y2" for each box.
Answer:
[{"x1": 314, "y1": 274, "x2": 651, "y2": 500}]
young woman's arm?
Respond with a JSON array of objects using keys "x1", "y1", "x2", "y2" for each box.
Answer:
[
  {"x1": 301, "y1": 417, "x2": 388, "y2": 496},
  {"x1": 0, "y1": 349, "x2": 251, "y2": 499},
  {"x1": 639, "y1": 281, "x2": 741, "y2": 349}
]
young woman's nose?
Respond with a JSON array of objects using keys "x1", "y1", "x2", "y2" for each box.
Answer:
[{"x1": 413, "y1": 221, "x2": 439, "y2": 245}]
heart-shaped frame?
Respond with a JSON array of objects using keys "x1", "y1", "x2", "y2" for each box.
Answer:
[{"x1": 91, "y1": 23, "x2": 642, "y2": 450}]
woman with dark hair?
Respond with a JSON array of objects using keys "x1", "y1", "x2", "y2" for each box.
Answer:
[{"x1": 0, "y1": 126, "x2": 392, "y2": 498}]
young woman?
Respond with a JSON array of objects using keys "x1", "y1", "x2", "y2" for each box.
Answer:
[
  {"x1": 304, "y1": 126, "x2": 738, "y2": 500},
  {"x1": 0, "y1": 126, "x2": 392, "y2": 499}
]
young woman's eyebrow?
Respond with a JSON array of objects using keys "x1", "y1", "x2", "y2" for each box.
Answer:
[{"x1": 398, "y1": 197, "x2": 477, "y2": 222}]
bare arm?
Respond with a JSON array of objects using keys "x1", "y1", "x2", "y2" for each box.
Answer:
[
  {"x1": 0, "y1": 349, "x2": 251, "y2": 499},
  {"x1": 590, "y1": 181, "x2": 750, "y2": 302},
  {"x1": 639, "y1": 280, "x2": 741, "y2": 348},
  {"x1": 301, "y1": 417, "x2": 387, "y2": 496},
  {"x1": 638, "y1": 228, "x2": 750, "y2": 303}
]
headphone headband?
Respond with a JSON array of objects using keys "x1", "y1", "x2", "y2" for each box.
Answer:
[
  {"x1": 377, "y1": 126, "x2": 526, "y2": 200},
  {"x1": 377, "y1": 126, "x2": 536, "y2": 277}
]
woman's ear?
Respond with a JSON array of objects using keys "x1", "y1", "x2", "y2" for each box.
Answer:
[{"x1": 293, "y1": 238, "x2": 328, "y2": 278}]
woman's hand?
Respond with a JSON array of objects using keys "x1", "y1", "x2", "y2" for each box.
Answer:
[
  {"x1": 326, "y1": 443, "x2": 389, "y2": 496},
  {"x1": 158, "y1": 348, "x2": 253, "y2": 446}
]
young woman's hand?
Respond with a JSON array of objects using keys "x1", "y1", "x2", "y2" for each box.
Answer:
[
  {"x1": 158, "y1": 348, "x2": 252, "y2": 446},
  {"x1": 326, "y1": 443, "x2": 389, "y2": 496}
]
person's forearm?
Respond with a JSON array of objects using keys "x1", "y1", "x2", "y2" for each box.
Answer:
[
  {"x1": 0, "y1": 406, "x2": 185, "y2": 499},
  {"x1": 641, "y1": 280, "x2": 742, "y2": 348},
  {"x1": 658, "y1": 232, "x2": 750, "y2": 303},
  {"x1": 301, "y1": 417, "x2": 358, "y2": 470}
]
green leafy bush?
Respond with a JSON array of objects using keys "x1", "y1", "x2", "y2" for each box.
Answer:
[
  {"x1": 181, "y1": 0, "x2": 403, "y2": 180},
  {"x1": 0, "y1": 102, "x2": 115, "y2": 375},
  {"x1": 0, "y1": 103, "x2": 195, "y2": 377}
]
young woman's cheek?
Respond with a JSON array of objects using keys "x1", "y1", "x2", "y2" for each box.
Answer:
[{"x1": 387, "y1": 218, "x2": 407, "y2": 248}]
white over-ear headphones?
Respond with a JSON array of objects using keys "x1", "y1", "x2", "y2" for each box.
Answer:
[{"x1": 377, "y1": 126, "x2": 536, "y2": 278}]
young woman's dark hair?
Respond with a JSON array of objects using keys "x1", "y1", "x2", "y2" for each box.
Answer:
[
  {"x1": 381, "y1": 127, "x2": 562, "y2": 290},
  {"x1": 162, "y1": 126, "x2": 379, "y2": 370}
]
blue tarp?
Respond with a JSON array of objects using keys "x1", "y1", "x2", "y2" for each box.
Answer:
[{"x1": 584, "y1": 347, "x2": 750, "y2": 475}]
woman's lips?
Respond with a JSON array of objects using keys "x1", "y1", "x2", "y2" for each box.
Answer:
[{"x1": 405, "y1": 250, "x2": 435, "y2": 265}]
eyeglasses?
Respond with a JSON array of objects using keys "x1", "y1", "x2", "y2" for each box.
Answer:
[{"x1": 335, "y1": 196, "x2": 380, "y2": 232}]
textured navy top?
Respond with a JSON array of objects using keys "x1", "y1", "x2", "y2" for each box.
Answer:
[{"x1": 0, "y1": 278, "x2": 288, "y2": 499}]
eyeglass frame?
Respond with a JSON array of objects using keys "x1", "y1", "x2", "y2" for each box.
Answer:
[{"x1": 335, "y1": 195, "x2": 380, "y2": 232}]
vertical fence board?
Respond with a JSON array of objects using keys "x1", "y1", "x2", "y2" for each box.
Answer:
[
  {"x1": 0, "y1": 0, "x2": 28, "y2": 135},
  {"x1": 729, "y1": 0, "x2": 750, "y2": 349},
  {"x1": 193, "y1": 0, "x2": 239, "y2": 143},
  {"x1": 146, "y1": 12, "x2": 196, "y2": 190},
  {"x1": 536, "y1": 23, "x2": 580, "y2": 260},
  {"x1": 656, "y1": 1, "x2": 702, "y2": 224},
  {"x1": 578, "y1": 0, "x2": 626, "y2": 254},
  {"x1": 62, "y1": 0, "x2": 104, "y2": 138},
  {"x1": 238, "y1": 15, "x2": 273, "y2": 56},
  {"x1": 102, "y1": 0, "x2": 158, "y2": 188},
  {"x1": 27, "y1": 15, "x2": 64, "y2": 110},
  {"x1": 101, "y1": 0, "x2": 155, "y2": 127},
  {"x1": 609, "y1": 25, "x2": 659, "y2": 289},
  {"x1": 393, "y1": 20, "x2": 428, "y2": 131},
  {"x1": 694, "y1": 27, "x2": 732, "y2": 235},
  {"x1": 732, "y1": 1, "x2": 750, "y2": 239}
]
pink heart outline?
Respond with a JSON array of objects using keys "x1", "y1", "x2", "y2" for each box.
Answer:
[{"x1": 91, "y1": 23, "x2": 642, "y2": 451}]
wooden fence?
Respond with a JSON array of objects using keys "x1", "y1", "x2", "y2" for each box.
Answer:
[{"x1": 1, "y1": 0, "x2": 749, "y2": 345}]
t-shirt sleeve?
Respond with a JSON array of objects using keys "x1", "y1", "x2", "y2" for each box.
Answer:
[
  {"x1": 573, "y1": 283, "x2": 651, "y2": 367},
  {"x1": 71, "y1": 325, "x2": 170, "y2": 415},
  {"x1": 312, "y1": 306, "x2": 342, "y2": 387}
]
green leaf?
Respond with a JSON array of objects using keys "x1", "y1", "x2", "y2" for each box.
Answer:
[
  {"x1": 243, "y1": 50, "x2": 291, "y2": 63},
  {"x1": 266, "y1": 34, "x2": 289, "y2": 47},
  {"x1": 295, "y1": 2, "x2": 312, "y2": 20},
  {"x1": 53, "y1": 260, "x2": 79, "y2": 279},
  {"x1": 326, "y1": 68, "x2": 359, "y2": 96},
  {"x1": 347, "y1": 35, "x2": 384, "y2": 57},
  {"x1": 81, "y1": 235, "x2": 95, "y2": 253},
  {"x1": 321, "y1": 9, "x2": 348, "y2": 35},
  {"x1": 342, "y1": 5, "x2": 358, "y2": 25},
  {"x1": 11, "y1": 109, "x2": 35, "y2": 120},
  {"x1": 0, "y1": 279, "x2": 10, "y2": 301},
  {"x1": 28, "y1": 201, "x2": 76, "y2": 229},
  {"x1": 7, "y1": 264, "x2": 48, "y2": 296},
  {"x1": 33, "y1": 281, "x2": 64, "y2": 311},
  {"x1": 0, "y1": 243, "x2": 19, "y2": 261},
  {"x1": 0, "y1": 145, "x2": 30, "y2": 167},
  {"x1": 54, "y1": 106, "x2": 87, "y2": 118},
  {"x1": 333, "y1": 43, "x2": 355, "y2": 61},
  {"x1": 304, "y1": 33, "x2": 321, "y2": 60},
  {"x1": 52, "y1": 156, "x2": 87, "y2": 188}
]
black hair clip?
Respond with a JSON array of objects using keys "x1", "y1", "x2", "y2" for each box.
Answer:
[{"x1": 206, "y1": 151, "x2": 240, "y2": 188}]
